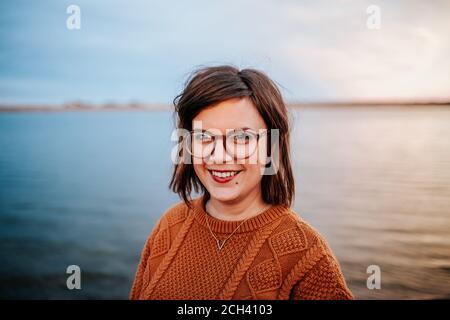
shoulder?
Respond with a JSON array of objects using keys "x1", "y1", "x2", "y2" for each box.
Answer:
[
  {"x1": 270, "y1": 209, "x2": 353, "y2": 299},
  {"x1": 142, "y1": 200, "x2": 191, "y2": 259},
  {"x1": 157, "y1": 200, "x2": 191, "y2": 230},
  {"x1": 143, "y1": 199, "x2": 191, "y2": 244},
  {"x1": 269, "y1": 208, "x2": 332, "y2": 259}
]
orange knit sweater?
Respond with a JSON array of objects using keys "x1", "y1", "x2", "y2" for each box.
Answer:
[{"x1": 130, "y1": 196, "x2": 353, "y2": 300}]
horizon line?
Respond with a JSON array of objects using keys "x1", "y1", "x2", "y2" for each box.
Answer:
[{"x1": 0, "y1": 99, "x2": 449, "y2": 112}]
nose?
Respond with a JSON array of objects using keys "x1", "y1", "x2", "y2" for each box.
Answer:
[{"x1": 207, "y1": 137, "x2": 233, "y2": 164}]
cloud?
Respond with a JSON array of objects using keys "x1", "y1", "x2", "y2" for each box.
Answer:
[
  {"x1": 275, "y1": 0, "x2": 450, "y2": 101},
  {"x1": 0, "y1": 0, "x2": 449, "y2": 103}
]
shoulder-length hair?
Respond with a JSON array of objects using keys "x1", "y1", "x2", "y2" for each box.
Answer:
[{"x1": 169, "y1": 65, "x2": 295, "y2": 208}]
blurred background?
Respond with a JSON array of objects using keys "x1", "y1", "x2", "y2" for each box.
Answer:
[{"x1": 0, "y1": 0, "x2": 449, "y2": 299}]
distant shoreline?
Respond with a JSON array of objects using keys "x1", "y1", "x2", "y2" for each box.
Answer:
[
  {"x1": 0, "y1": 101, "x2": 449, "y2": 112},
  {"x1": 0, "y1": 103, "x2": 172, "y2": 113}
]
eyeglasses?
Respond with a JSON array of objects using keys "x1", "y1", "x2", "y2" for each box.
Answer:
[{"x1": 185, "y1": 128, "x2": 267, "y2": 160}]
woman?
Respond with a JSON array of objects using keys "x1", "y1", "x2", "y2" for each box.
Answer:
[{"x1": 130, "y1": 65, "x2": 353, "y2": 300}]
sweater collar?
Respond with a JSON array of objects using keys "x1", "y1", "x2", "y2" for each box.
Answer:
[{"x1": 191, "y1": 194, "x2": 289, "y2": 234}]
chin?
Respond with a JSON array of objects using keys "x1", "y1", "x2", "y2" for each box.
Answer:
[{"x1": 208, "y1": 188, "x2": 242, "y2": 202}]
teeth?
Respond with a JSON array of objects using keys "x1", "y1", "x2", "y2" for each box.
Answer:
[{"x1": 211, "y1": 170, "x2": 240, "y2": 178}]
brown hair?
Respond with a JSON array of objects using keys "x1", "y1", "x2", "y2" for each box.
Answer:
[{"x1": 169, "y1": 65, "x2": 295, "y2": 208}]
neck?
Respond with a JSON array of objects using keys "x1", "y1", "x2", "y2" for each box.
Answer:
[{"x1": 205, "y1": 189, "x2": 270, "y2": 221}]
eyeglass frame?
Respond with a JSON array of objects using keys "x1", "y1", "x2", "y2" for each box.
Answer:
[{"x1": 185, "y1": 128, "x2": 269, "y2": 160}]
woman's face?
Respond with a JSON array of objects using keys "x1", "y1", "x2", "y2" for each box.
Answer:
[{"x1": 191, "y1": 97, "x2": 268, "y2": 203}]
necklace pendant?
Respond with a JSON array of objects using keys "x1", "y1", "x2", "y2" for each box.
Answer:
[{"x1": 216, "y1": 239, "x2": 225, "y2": 250}]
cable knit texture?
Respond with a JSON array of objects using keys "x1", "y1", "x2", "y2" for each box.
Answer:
[{"x1": 129, "y1": 195, "x2": 353, "y2": 300}]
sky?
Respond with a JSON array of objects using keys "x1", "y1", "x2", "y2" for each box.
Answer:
[{"x1": 0, "y1": 0, "x2": 449, "y2": 104}]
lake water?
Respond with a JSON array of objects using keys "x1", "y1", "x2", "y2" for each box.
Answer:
[{"x1": 0, "y1": 106, "x2": 449, "y2": 299}]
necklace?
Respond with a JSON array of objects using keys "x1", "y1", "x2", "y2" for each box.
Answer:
[{"x1": 204, "y1": 204, "x2": 272, "y2": 250}]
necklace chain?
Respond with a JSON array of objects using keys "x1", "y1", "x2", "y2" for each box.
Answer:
[{"x1": 204, "y1": 204, "x2": 271, "y2": 250}]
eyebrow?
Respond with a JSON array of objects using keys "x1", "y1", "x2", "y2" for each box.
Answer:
[{"x1": 192, "y1": 127, "x2": 256, "y2": 132}]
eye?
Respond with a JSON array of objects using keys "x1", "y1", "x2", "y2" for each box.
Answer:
[
  {"x1": 193, "y1": 132, "x2": 213, "y2": 143},
  {"x1": 230, "y1": 131, "x2": 253, "y2": 144}
]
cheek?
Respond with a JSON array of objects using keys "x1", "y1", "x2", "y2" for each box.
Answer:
[
  {"x1": 193, "y1": 164, "x2": 206, "y2": 180},
  {"x1": 241, "y1": 164, "x2": 263, "y2": 187}
]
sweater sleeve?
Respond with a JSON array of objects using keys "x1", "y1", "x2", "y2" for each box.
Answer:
[
  {"x1": 289, "y1": 253, "x2": 354, "y2": 300},
  {"x1": 129, "y1": 217, "x2": 163, "y2": 300}
]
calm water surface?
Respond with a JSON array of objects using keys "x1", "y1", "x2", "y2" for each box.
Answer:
[{"x1": 0, "y1": 106, "x2": 449, "y2": 299}]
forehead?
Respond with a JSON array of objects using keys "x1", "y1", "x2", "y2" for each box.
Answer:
[{"x1": 192, "y1": 97, "x2": 266, "y2": 131}]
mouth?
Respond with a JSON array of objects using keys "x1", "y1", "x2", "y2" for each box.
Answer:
[{"x1": 207, "y1": 169, "x2": 243, "y2": 184}]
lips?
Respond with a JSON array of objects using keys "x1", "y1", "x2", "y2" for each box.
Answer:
[{"x1": 207, "y1": 169, "x2": 242, "y2": 184}]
